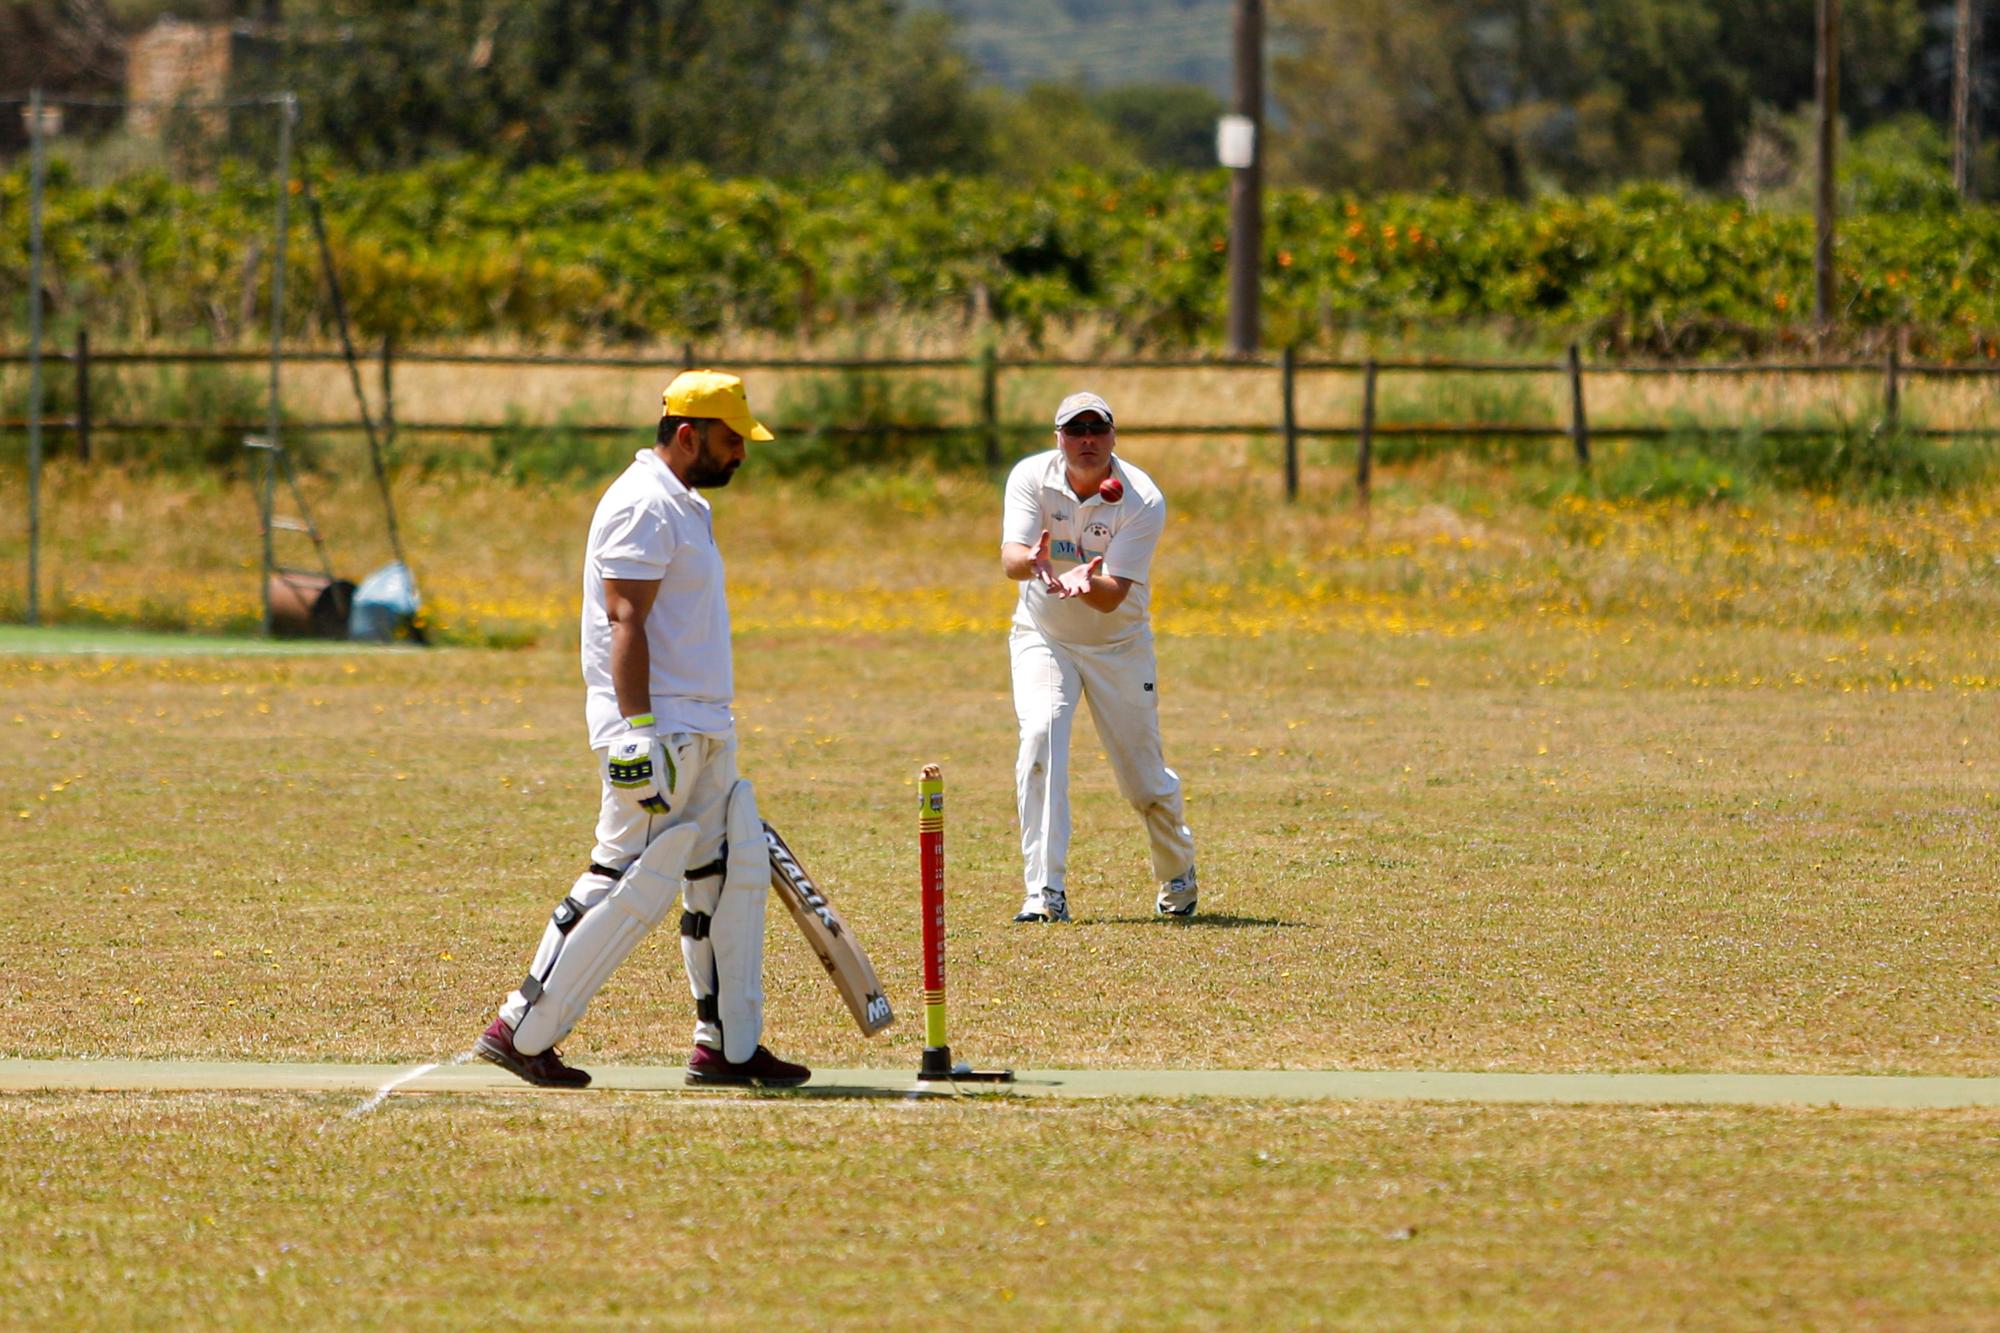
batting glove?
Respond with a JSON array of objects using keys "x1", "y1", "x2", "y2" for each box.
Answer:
[{"x1": 607, "y1": 714, "x2": 675, "y2": 814}]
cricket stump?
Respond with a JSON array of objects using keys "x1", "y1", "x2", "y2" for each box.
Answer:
[{"x1": 916, "y1": 764, "x2": 1013, "y2": 1083}]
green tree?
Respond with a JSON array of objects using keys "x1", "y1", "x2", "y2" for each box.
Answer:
[
  {"x1": 1271, "y1": 0, "x2": 1926, "y2": 196},
  {"x1": 0, "y1": 0, "x2": 124, "y2": 153},
  {"x1": 1090, "y1": 83, "x2": 1223, "y2": 169},
  {"x1": 978, "y1": 82, "x2": 1141, "y2": 183},
  {"x1": 244, "y1": 0, "x2": 993, "y2": 176},
  {"x1": 1271, "y1": 0, "x2": 1519, "y2": 195},
  {"x1": 1747, "y1": 108, "x2": 1964, "y2": 213}
]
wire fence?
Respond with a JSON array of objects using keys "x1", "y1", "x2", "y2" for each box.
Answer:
[
  {"x1": 3, "y1": 87, "x2": 299, "y2": 630},
  {"x1": 5, "y1": 340, "x2": 2000, "y2": 503}
]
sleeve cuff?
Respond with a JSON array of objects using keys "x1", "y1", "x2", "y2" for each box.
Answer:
[{"x1": 599, "y1": 557, "x2": 666, "y2": 581}]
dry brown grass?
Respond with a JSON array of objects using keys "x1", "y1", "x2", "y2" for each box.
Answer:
[
  {"x1": 7, "y1": 444, "x2": 2000, "y2": 1325},
  {"x1": 3, "y1": 609, "x2": 1997, "y2": 1074},
  {"x1": 4, "y1": 1093, "x2": 1999, "y2": 1329},
  {"x1": 15, "y1": 343, "x2": 1995, "y2": 444},
  {"x1": 282, "y1": 354, "x2": 2000, "y2": 436}
]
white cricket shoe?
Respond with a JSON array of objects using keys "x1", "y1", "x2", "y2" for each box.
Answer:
[
  {"x1": 1156, "y1": 866, "x2": 1198, "y2": 917},
  {"x1": 1013, "y1": 886, "x2": 1070, "y2": 923}
]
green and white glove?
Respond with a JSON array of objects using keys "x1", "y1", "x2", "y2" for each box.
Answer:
[{"x1": 606, "y1": 714, "x2": 675, "y2": 815}]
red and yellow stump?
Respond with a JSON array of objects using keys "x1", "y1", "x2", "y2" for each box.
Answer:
[{"x1": 916, "y1": 764, "x2": 1013, "y2": 1083}]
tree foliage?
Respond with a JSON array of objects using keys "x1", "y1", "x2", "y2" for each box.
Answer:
[
  {"x1": 977, "y1": 83, "x2": 1141, "y2": 183},
  {"x1": 1091, "y1": 83, "x2": 1224, "y2": 170},
  {"x1": 0, "y1": 0, "x2": 124, "y2": 152},
  {"x1": 239, "y1": 0, "x2": 994, "y2": 176},
  {"x1": 8, "y1": 159, "x2": 2000, "y2": 357},
  {"x1": 1271, "y1": 0, "x2": 1961, "y2": 196}
]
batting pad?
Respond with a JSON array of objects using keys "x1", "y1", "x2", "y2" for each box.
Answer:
[
  {"x1": 683, "y1": 780, "x2": 770, "y2": 1063},
  {"x1": 513, "y1": 821, "x2": 699, "y2": 1056}
]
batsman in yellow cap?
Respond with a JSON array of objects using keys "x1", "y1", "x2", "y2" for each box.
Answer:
[{"x1": 475, "y1": 369, "x2": 812, "y2": 1089}]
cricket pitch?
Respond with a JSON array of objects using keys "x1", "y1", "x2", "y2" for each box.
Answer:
[{"x1": 8, "y1": 1060, "x2": 2000, "y2": 1109}]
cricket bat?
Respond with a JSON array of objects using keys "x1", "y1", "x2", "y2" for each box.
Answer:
[{"x1": 764, "y1": 821, "x2": 895, "y2": 1035}]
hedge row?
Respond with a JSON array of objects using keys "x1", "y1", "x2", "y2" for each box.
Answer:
[{"x1": 4, "y1": 160, "x2": 1998, "y2": 355}]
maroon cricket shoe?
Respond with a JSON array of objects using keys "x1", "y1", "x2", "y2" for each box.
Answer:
[
  {"x1": 474, "y1": 1016, "x2": 592, "y2": 1089},
  {"x1": 685, "y1": 1043, "x2": 811, "y2": 1088}
]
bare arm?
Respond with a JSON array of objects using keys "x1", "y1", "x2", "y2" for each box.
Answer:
[
  {"x1": 604, "y1": 577, "x2": 662, "y2": 719},
  {"x1": 1055, "y1": 560, "x2": 1134, "y2": 612},
  {"x1": 1005, "y1": 531, "x2": 1132, "y2": 611},
  {"x1": 1001, "y1": 530, "x2": 1061, "y2": 591}
]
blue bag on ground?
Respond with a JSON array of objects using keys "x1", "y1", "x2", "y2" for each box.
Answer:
[{"x1": 348, "y1": 561, "x2": 423, "y2": 642}]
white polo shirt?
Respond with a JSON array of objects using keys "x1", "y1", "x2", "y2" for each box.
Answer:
[
  {"x1": 1001, "y1": 450, "x2": 1165, "y2": 647},
  {"x1": 580, "y1": 449, "x2": 733, "y2": 745}
]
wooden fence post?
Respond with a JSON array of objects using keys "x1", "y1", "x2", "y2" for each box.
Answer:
[
  {"x1": 1357, "y1": 358, "x2": 1377, "y2": 508},
  {"x1": 1281, "y1": 345, "x2": 1298, "y2": 501},
  {"x1": 73, "y1": 328, "x2": 90, "y2": 463},
  {"x1": 1883, "y1": 340, "x2": 1901, "y2": 432},
  {"x1": 1567, "y1": 343, "x2": 1591, "y2": 468},
  {"x1": 979, "y1": 343, "x2": 1000, "y2": 471}
]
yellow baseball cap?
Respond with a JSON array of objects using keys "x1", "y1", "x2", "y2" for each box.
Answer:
[{"x1": 662, "y1": 369, "x2": 775, "y2": 441}]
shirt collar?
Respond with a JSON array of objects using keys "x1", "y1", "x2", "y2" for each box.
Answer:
[
  {"x1": 636, "y1": 447, "x2": 707, "y2": 507},
  {"x1": 1042, "y1": 450, "x2": 1122, "y2": 506},
  {"x1": 1039, "y1": 450, "x2": 1067, "y2": 490}
]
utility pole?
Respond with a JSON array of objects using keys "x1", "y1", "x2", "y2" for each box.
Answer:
[
  {"x1": 1814, "y1": 0, "x2": 1840, "y2": 332},
  {"x1": 1953, "y1": 0, "x2": 1980, "y2": 198},
  {"x1": 1225, "y1": 0, "x2": 1263, "y2": 357}
]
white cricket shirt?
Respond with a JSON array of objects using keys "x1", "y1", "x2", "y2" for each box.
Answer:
[
  {"x1": 1001, "y1": 450, "x2": 1165, "y2": 647},
  {"x1": 579, "y1": 448, "x2": 734, "y2": 745}
]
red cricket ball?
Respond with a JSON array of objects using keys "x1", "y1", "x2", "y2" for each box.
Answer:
[{"x1": 1098, "y1": 476, "x2": 1124, "y2": 503}]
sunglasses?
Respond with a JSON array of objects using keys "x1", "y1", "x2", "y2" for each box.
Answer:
[{"x1": 1060, "y1": 418, "x2": 1112, "y2": 437}]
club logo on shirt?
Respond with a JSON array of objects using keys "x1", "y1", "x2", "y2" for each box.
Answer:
[{"x1": 1085, "y1": 521, "x2": 1112, "y2": 543}]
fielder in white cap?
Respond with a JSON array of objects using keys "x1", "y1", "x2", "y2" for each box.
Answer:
[{"x1": 998, "y1": 390, "x2": 1199, "y2": 923}]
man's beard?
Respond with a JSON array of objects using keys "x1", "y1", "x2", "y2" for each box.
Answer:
[{"x1": 686, "y1": 458, "x2": 738, "y2": 489}]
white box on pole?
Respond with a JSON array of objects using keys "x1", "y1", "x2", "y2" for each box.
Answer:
[{"x1": 1217, "y1": 114, "x2": 1256, "y2": 169}]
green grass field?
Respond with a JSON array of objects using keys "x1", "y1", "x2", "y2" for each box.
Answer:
[{"x1": 4, "y1": 444, "x2": 2000, "y2": 1325}]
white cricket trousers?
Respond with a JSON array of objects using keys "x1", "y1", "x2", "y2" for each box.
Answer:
[
  {"x1": 498, "y1": 731, "x2": 743, "y2": 1038},
  {"x1": 1010, "y1": 624, "x2": 1195, "y2": 895}
]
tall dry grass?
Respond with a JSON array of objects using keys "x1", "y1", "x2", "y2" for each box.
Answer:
[{"x1": 6, "y1": 435, "x2": 2000, "y2": 656}]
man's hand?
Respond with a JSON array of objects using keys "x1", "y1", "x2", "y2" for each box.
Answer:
[
  {"x1": 607, "y1": 717, "x2": 675, "y2": 814},
  {"x1": 1054, "y1": 555, "x2": 1103, "y2": 599},
  {"x1": 1001, "y1": 532, "x2": 1065, "y2": 589},
  {"x1": 1029, "y1": 530, "x2": 1062, "y2": 593}
]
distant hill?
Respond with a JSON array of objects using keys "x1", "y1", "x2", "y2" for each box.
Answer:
[{"x1": 911, "y1": 0, "x2": 1234, "y2": 96}]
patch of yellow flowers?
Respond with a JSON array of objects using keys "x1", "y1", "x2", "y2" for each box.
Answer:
[{"x1": 10, "y1": 485, "x2": 2000, "y2": 661}]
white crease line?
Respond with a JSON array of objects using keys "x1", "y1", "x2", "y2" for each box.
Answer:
[{"x1": 342, "y1": 1050, "x2": 473, "y2": 1120}]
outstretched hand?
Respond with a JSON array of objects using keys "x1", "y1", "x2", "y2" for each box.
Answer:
[
  {"x1": 1054, "y1": 555, "x2": 1103, "y2": 599},
  {"x1": 1030, "y1": 530, "x2": 1062, "y2": 593}
]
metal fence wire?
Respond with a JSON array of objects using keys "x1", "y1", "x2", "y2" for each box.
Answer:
[{"x1": 3, "y1": 87, "x2": 299, "y2": 629}]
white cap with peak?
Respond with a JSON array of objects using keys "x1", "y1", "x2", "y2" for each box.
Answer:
[{"x1": 1053, "y1": 391, "x2": 1114, "y2": 428}]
